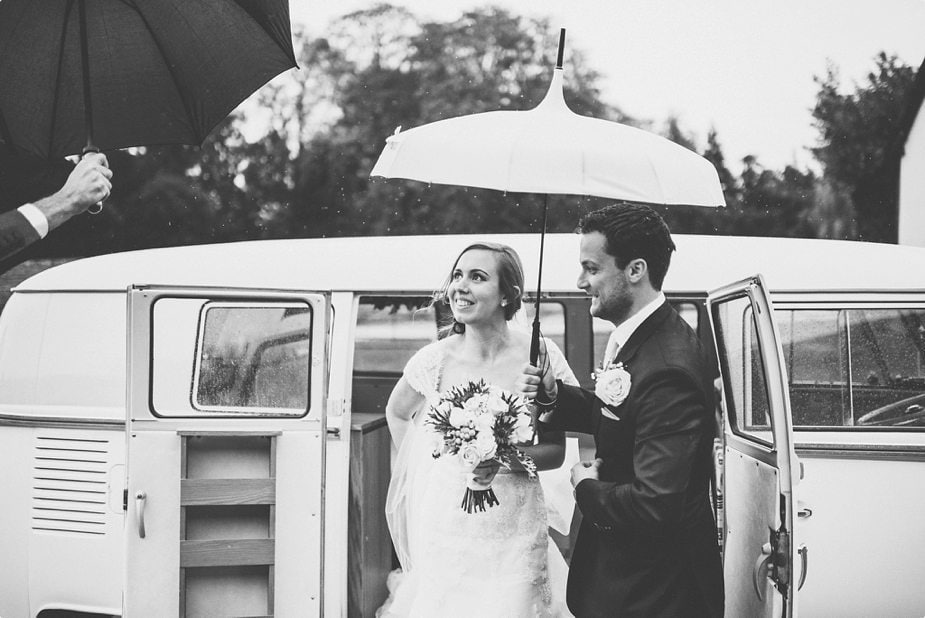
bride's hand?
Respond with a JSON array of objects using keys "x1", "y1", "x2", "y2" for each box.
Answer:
[{"x1": 471, "y1": 459, "x2": 501, "y2": 487}]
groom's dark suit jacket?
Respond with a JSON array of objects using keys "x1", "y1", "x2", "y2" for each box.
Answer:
[
  {"x1": 546, "y1": 301, "x2": 723, "y2": 617},
  {"x1": 0, "y1": 209, "x2": 41, "y2": 262}
]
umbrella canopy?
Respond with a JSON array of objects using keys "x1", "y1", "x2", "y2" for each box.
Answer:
[
  {"x1": 370, "y1": 51, "x2": 724, "y2": 207},
  {"x1": 0, "y1": 0, "x2": 297, "y2": 159}
]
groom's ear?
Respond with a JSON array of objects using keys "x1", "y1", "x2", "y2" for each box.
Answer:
[{"x1": 626, "y1": 258, "x2": 648, "y2": 283}]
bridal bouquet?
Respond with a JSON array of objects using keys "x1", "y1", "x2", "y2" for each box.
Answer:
[{"x1": 426, "y1": 379, "x2": 537, "y2": 513}]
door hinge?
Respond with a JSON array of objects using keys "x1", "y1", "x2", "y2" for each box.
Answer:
[
  {"x1": 123, "y1": 488, "x2": 128, "y2": 512},
  {"x1": 769, "y1": 524, "x2": 791, "y2": 596}
]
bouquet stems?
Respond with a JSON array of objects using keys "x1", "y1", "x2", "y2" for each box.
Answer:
[{"x1": 460, "y1": 486, "x2": 500, "y2": 513}]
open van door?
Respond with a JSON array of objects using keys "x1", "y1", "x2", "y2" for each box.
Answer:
[
  {"x1": 707, "y1": 275, "x2": 800, "y2": 618},
  {"x1": 124, "y1": 286, "x2": 331, "y2": 617}
]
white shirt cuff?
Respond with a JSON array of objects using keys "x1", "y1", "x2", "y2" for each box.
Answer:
[{"x1": 17, "y1": 203, "x2": 49, "y2": 239}]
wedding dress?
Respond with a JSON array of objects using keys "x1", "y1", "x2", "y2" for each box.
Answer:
[{"x1": 378, "y1": 336, "x2": 579, "y2": 618}]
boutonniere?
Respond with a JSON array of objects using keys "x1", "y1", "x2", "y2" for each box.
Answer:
[{"x1": 592, "y1": 361, "x2": 632, "y2": 409}]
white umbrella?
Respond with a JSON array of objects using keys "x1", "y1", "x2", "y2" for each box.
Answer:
[{"x1": 371, "y1": 29, "x2": 724, "y2": 361}]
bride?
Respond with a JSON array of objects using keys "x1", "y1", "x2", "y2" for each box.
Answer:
[{"x1": 378, "y1": 242, "x2": 578, "y2": 618}]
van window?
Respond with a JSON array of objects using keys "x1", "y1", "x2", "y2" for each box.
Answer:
[
  {"x1": 777, "y1": 308, "x2": 925, "y2": 427},
  {"x1": 712, "y1": 295, "x2": 774, "y2": 445},
  {"x1": 354, "y1": 297, "x2": 437, "y2": 374},
  {"x1": 152, "y1": 299, "x2": 313, "y2": 417},
  {"x1": 349, "y1": 297, "x2": 567, "y2": 414},
  {"x1": 351, "y1": 296, "x2": 437, "y2": 414}
]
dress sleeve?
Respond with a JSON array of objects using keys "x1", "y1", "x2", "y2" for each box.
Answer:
[
  {"x1": 543, "y1": 338, "x2": 579, "y2": 387},
  {"x1": 401, "y1": 341, "x2": 442, "y2": 399}
]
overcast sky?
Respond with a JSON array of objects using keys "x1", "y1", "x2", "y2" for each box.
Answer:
[{"x1": 293, "y1": 1, "x2": 925, "y2": 173}]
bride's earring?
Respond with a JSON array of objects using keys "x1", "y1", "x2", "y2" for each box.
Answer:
[{"x1": 501, "y1": 300, "x2": 508, "y2": 307}]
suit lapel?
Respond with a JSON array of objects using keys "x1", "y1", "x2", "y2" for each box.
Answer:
[{"x1": 615, "y1": 301, "x2": 673, "y2": 366}]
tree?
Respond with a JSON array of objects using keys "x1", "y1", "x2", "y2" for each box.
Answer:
[
  {"x1": 702, "y1": 128, "x2": 739, "y2": 207},
  {"x1": 278, "y1": 5, "x2": 626, "y2": 239},
  {"x1": 811, "y1": 52, "x2": 917, "y2": 242}
]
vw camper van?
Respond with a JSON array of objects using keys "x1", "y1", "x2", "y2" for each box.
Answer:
[{"x1": 1, "y1": 233, "x2": 923, "y2": 617}]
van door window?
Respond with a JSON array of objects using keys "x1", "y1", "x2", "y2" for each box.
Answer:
[
  {"x1": 151, "y1": 299, "x2": 314, "y2": 417},
  {"x1": 352, "y1": 296, "x2": 437, "y2": 414},
  {"x1": 777, "y1": 307, "x2": 925, "y2": 427},
  {"x1": 715, "y1": 295, "x2": 774, "y2": 445}
]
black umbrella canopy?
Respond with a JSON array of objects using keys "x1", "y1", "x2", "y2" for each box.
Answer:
[{"x1": 0, "y1": 0, "x2": 297, "y2": 159}]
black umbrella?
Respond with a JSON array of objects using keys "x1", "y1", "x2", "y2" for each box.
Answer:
[{"x1": 0, "y1": 0, "x2": 297, "y2": 160}]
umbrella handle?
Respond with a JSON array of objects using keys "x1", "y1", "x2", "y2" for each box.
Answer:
[
  {"x1": 556, "y1": 29, "x2": 566, "y2": 69},
  {"x1": 530, "y1": 318, "x2": 541, "y2": 366},
  {"x1": 82, "y1": 144, "x2": 104, "y2": 215},
  {"x1": 529, "y1": 194, "x2": 549, "y2": 367}
]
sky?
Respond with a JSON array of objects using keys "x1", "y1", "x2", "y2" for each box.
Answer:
[{"x1": 292, "y1": 0, "x2": 925, "y2": 174}]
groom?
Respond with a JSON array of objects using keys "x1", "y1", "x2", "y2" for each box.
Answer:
[{"x1": 521, "y1": 204, "x2": 723, "y2": 617}]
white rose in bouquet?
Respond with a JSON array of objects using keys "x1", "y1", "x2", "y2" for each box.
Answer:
[
  {"x1": 464, "y1": 394, "x2": 486, "y2": 413},
  {"x1": 458, "y1": 442, "x2": 482, "y2": 471},
  {"x1": 511, "y1": 413, "x2": 535, "y2": 445},
  {"x1": 449, "y1": 405, "x2": 469, "y2": 428},
  {"x1": 475, "y1": 429, "x2": 498, "y2": 460},
  {"x1": 486, "y1": 391, "x2": 510, "y2": 415},
  {"x1": 474, "y1": 412, "x2": 496, "y2": 433}
]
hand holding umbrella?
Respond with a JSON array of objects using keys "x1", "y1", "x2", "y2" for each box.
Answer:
[
  {"x1": 48, "y1": 152, "x2": 112, "y2": 224},
  {"x1": 0, "y1": 0, "x2": 298, "y2": 213}
]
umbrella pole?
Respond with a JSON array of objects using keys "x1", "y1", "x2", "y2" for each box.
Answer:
[
  {"x1": 78, "y1": 0, "x2": 103, "y2": 214},
  {"x1": 529, "y1": 194, "x2": 549, "y2": 366}
]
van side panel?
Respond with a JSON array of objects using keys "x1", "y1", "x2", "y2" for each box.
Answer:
[
  {"x1": 36, "y1": 293, "x2": 125, "y2": 412},
  {"x1": 0, "y1": 291, "x2": 127, "y2": 616},
  {"x1": 796, "y1": 449, "x2": 925, "y2": 617},
  {"x1": 0, "y1": 425, "x2": 34, "y2": 618},
  {"x1": 29, "y1": 428, "x2": 125, "y2": 616},
  {"x1": 0, "y1": 292, "x2": 125, "y2": 415},
  {"x1": 0, "y1": 293, "x2": 49, "y2": 404}
]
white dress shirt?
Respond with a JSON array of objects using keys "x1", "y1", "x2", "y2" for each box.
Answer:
[
  {"x1": 597, "y1": 292, "x2": 666, "y2": 421},
  {"x1": 17, "y1": 203, "x2": 49, "y2": 238},
  {"x1": 603, "y1": 291, "x2": 667, "y2": 363}
]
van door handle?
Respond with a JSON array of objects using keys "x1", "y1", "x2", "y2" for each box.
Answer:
[
  {"x1": 135, "y1": 491, "x2": 147, "y2": 539},
  {"x1": 753, "y1": 542, "x2": 773, "y2": 601},
  {"x1": 798, "y1": 545, "x2": 809, "y2": 591}
]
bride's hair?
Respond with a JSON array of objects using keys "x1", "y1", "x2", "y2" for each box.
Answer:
[{"x1": 435, "y1": 242, "x2": 525, "y2": 336}]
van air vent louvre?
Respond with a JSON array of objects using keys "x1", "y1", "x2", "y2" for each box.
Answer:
[{"x1": 31, "y1": 435, "x2": 109, "y2": 536}]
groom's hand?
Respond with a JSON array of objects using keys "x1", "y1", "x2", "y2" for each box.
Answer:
[
  {"x1": 571, "y1": 458, "x2": 602, "y2": 488},
  {"x1": 516, "y1": 363, "x2": 558, "y2": 403}
]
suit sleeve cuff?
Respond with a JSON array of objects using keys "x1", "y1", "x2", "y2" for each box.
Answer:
[
  {"x1": 574, "y1": 478, "x2": 617, "y2": 525},
  {"x1": 17, "y1": 203, "x2": 49, "y2": 238}
]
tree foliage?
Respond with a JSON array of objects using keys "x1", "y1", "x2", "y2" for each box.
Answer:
[
  {"x1": 811, "y1": 52, "x2": 917, "y2": 242},
  {"x1": 4, "y1": 5, "x2": 918, "y2": 264}
]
